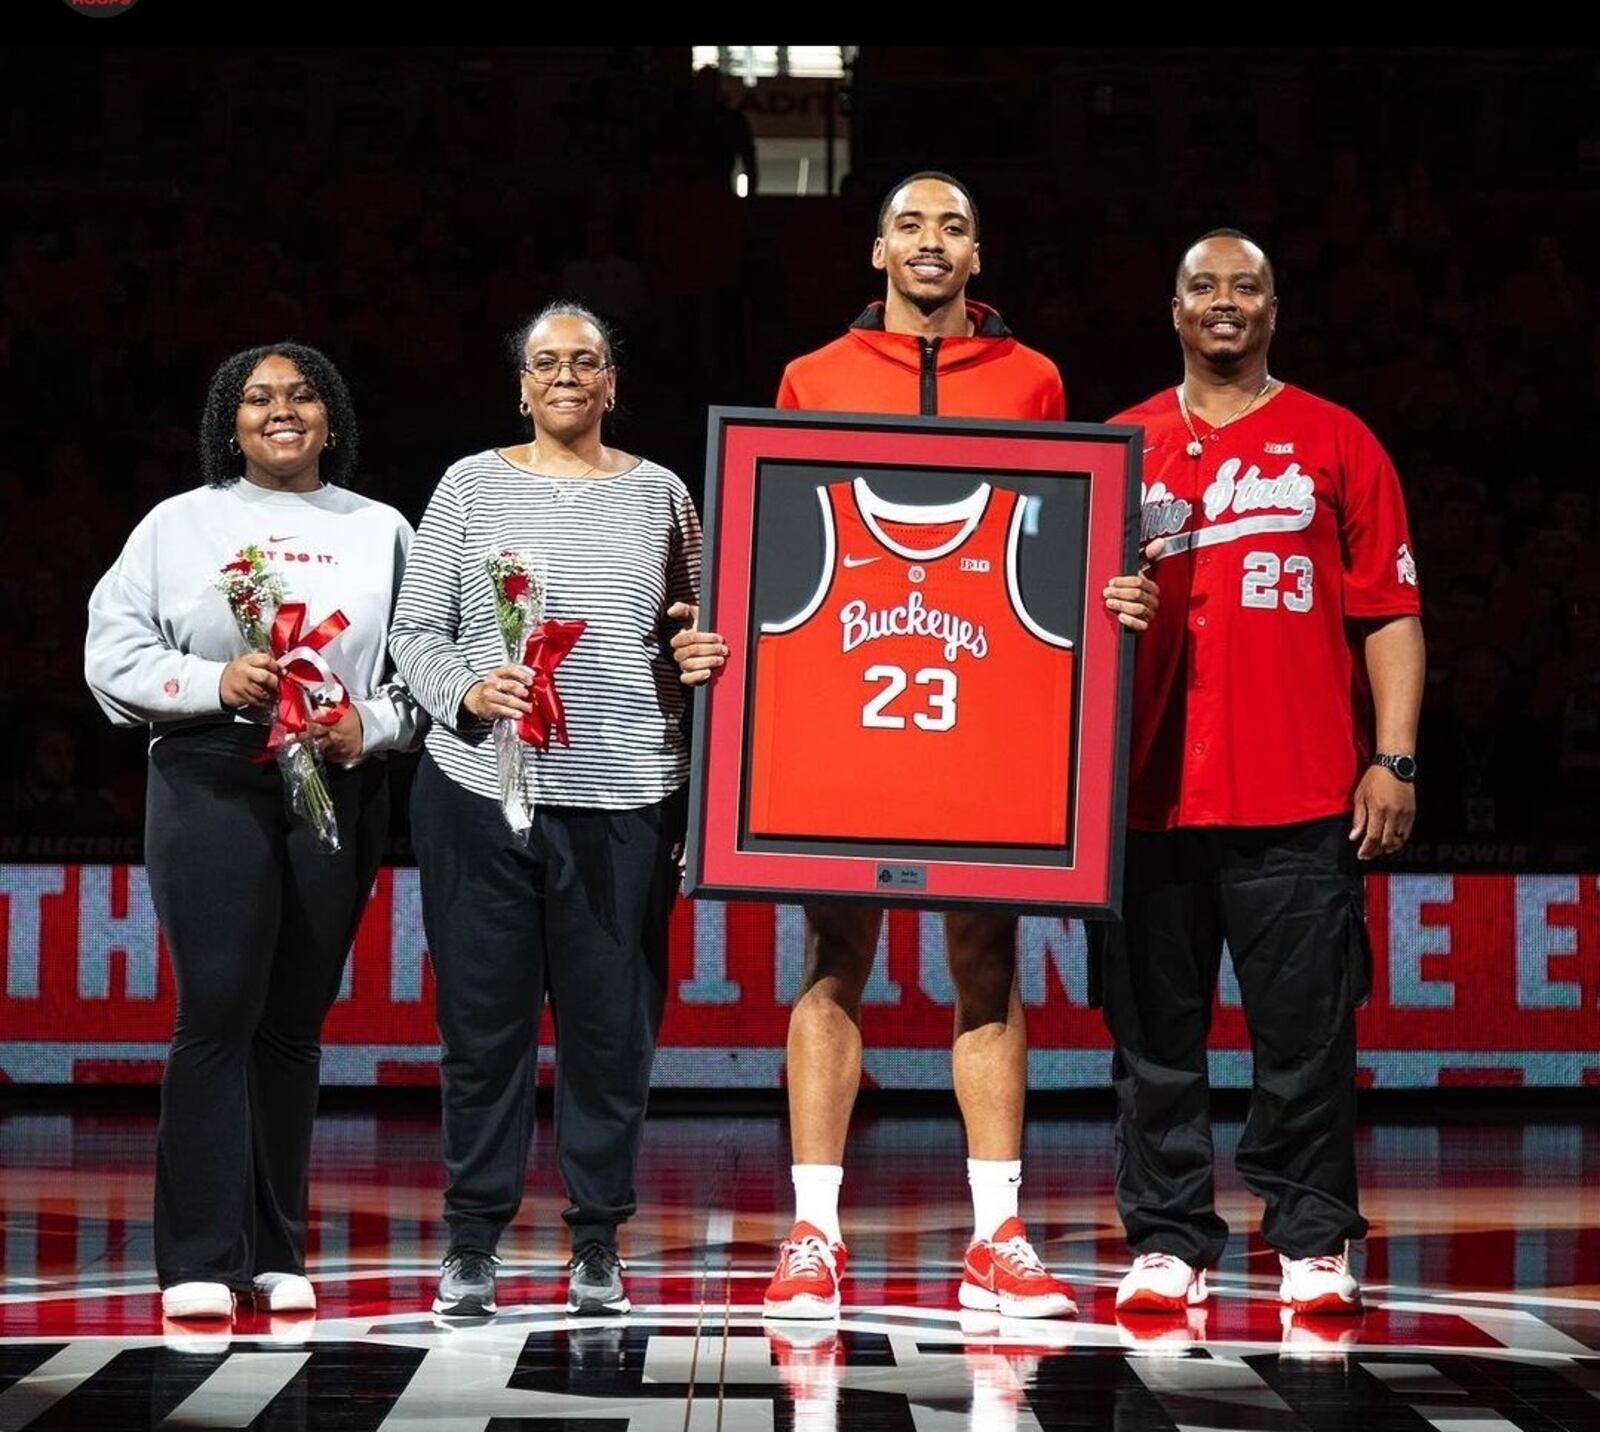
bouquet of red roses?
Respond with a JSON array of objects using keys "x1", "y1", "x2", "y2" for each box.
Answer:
[
  {"x1": 217, "y1": 545, "x2": 347, "y2": 852},
  {"x1": 485, "y1": 548, "x2": 586, "y2": 835}
]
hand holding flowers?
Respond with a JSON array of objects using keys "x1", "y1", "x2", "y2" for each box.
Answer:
[
  {"x1": 484, "y1": 549, "x2": 546, "y2": 833},
  {"x1": 217, "y1": 545, "x2": 348, "y2": 852}
]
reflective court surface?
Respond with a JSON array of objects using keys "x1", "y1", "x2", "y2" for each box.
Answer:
[{"x1": 2, "y1": 1104, "x2": 1598, "y2": 1429}]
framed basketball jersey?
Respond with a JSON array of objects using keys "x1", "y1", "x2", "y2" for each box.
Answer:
[
  {"x1": 748, "y1": 478, "x2": 1074, "y2": 845},
  {"x1": 685, "y1": 409, "x2": 1141, "y2": 916}
]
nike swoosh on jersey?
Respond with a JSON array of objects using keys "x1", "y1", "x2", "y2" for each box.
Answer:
[
  {"x1": 842, "y1": 555, "x2": 880, "y2": 568},
  {"x1": 267, "y1": 534, "x2": 297, "y2": 543}
]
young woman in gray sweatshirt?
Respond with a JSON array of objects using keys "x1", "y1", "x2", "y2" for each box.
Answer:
[{"x1": 85, "y1": 342, "x2": 421, "y2": 1323}]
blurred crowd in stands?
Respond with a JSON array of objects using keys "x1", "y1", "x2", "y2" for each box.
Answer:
[{"x1": 3, "y1": 46, "x2": 1595, "y2": 863}]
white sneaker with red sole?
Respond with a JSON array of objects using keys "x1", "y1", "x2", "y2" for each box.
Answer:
[
  {"x1": 959, "y1": 1217, "x2": 1077, "y2": 1319},
  {"x1": 1278, "y1": 1244, "x2": 1363, "y2": 1315},
  {"x1": 763, "y1": 1221, "x2": 848, "y2": 1319},
  {"x1": 1114, "y1": 1252, "x2": 1209, "y2": 1313}
]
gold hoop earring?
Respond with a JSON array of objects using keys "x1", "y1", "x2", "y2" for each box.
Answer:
[
  {"x1": 228, "y1": 436, "x2": 241, "y2": 455},
  {"x1": 605, "y1": 394, "x2": 616, "y2": 412},
  {"x1": 519, "y1": 401, "x2": 530, "y2": 416},
  {"x1": 326, "y1": 432, "x2": 338, "y2": 450}
]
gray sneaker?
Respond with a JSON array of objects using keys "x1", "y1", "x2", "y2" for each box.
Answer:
[
  {"x1": 567, "y1": 1243, "x2": 629, "y2": 1315},
  {"x1": 433, "y1": 1248, "x2": 500, "y2": 1317}
]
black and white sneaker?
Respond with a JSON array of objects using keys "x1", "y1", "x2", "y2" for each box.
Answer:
[
  {"x1": 567, "y1": 1243, "x2": 629, "y2": 1315},
  {"x1": 432, "y1": 1248, "x2": 500, "y2": 1317}
]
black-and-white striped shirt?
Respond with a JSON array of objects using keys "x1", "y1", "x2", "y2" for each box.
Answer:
[{"x1": 391, "y1": 451, "x2": 700, "y2": 809}]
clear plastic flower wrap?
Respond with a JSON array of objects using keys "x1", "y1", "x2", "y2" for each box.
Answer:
[
  {"x1": 485, "y1": 548, "x2": 547, "y2": 834},
  {"x1": 217, "y1": 545, "x2": 347, "y2": 852}
]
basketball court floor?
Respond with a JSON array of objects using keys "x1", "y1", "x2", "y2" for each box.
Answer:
[{"x1": 1, "y1": 1105, "x2": 1596, "y2": 1429}]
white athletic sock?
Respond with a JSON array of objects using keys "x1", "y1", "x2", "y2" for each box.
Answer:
[
  {"x1": 968, "y1": 1158, "x2": 1022, "y2": 1242},
  {"x1": 791, "y1": 1164, "x2": 844, "y2": 1245}
]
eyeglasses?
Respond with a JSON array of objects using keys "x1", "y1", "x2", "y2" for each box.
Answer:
[{"x1": 521, "y1": 355, "x2": 612, "y2": 385}]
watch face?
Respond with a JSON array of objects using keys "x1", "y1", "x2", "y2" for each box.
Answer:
[{"x1": 1391, "y1": 755, "x2": 1417, "y2": 780}]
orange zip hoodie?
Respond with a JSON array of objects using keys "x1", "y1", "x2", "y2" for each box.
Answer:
[{"x1": 776, "y1": 301, "x2": 1066, "y2": 419}]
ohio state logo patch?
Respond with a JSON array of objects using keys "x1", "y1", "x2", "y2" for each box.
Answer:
[{"x1": 1396, "y1": 542, "x2": 1418, "y2": 587}]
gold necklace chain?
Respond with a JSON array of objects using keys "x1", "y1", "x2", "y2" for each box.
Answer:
[{"x1": 1176, "y1": 376, "x2": 1275, "y2": 458}]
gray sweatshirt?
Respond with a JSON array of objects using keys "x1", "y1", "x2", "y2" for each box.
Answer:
[{"x1": 85, "y1": 479, "x2": 422, "y2": 757}]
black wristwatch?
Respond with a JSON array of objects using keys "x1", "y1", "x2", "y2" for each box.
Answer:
[{"x1": 1373, "y1": 752, "x2": 1417, "y2": 783}]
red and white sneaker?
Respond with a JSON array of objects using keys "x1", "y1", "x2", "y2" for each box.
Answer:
[
  {"x1": 1115, "y1": 1252, "x2": 1209, "y2": 1313},
  {"x1": 959, "y1": 1217, "x2": 1077, "y2": 1319},
  {"x1": 763, "y1": 1221, "x2": 848, "y2": 1319},
  {"x1": 1278, "y1": 1244, "x2": 1362, "y2": 1316}
]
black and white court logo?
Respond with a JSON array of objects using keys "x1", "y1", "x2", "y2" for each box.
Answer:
[{"x1": 62, "y1": 0, "x2": 140, "y2": 16}]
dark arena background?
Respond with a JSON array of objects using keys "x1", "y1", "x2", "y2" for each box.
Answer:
[{"x1": 1, "y1": 35, "x2": 1598, "y2": 1432}]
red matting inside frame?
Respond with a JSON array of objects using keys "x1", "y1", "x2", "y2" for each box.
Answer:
[{"x1": 694, "y1": 415, "x2": 1135, "y2": 911}]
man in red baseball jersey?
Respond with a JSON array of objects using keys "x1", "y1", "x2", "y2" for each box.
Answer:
[
  {"x1": 1097, "y1": 229, "x2": 1424, "y2": 1319},
  {"x1": 672, "y1": 172, "x2": 1158, "y2": 1320}
]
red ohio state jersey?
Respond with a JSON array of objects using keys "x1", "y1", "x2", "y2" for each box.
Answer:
[
  {"x1": 1120, "y1": 383, "x2": 1421, "y2": 830},
  {"x1": 747, "y1": 478, "x2": 1074, "y2": 844}
]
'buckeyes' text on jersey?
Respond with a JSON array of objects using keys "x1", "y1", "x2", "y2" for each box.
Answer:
[{"x1": 748, "y1": 479, "x2": 1074, "y2": 844}]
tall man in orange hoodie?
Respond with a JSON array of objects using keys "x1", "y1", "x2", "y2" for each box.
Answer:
[
  {"x1": 672, "y1": 172, "x2": 1158, "y2": 1319},
  {"x1": 775, "y1": 179, "x2": 1064, "y2": 420}
]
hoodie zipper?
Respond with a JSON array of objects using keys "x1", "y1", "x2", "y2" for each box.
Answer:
[{"x1": 919, "y1": 337, "x2": 940, "y2": 416}]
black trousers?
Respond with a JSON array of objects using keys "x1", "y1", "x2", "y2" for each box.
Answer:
[
  {"x1": 1091, "y1": 814, "x2": 1372, "y2": 1267},
  {"x1": 411, "y1": 753, "x2": 681, "y2": 1254},
  {"x1": 145, "y1": 723, "x2": 388, "y2": 1290}
]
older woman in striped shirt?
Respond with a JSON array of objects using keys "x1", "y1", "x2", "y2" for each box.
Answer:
[{"x1": 390, "y1": 301, "x2": 700, "y2": 1320}]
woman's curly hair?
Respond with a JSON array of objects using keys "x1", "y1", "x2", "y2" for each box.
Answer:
[{"x1": 198, "y1": 342, "x2": 360, "y2": 488}]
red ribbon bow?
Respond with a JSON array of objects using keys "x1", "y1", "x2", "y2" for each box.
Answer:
[
  {"x1": 267, "y1": 601, "x2": 351, "y2": 752},
  {"x1": 516, "y1": 618, "x2": 587, "y2": 750}
]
